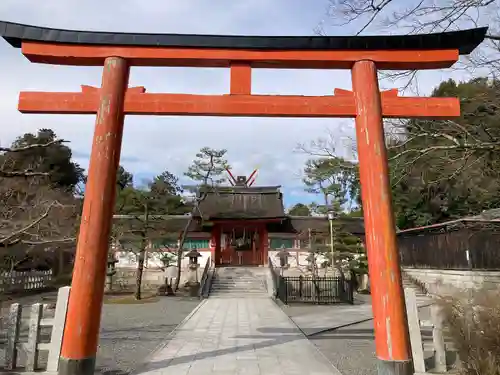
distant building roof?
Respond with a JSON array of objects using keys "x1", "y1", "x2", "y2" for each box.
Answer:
[
  {"x1": 194, "y1": 186, "x2": 286, "y2": 220},
  {"x1": 289, "y1": 216, "x2": 365, "y2": 235}
]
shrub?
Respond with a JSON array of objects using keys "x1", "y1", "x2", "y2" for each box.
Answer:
[{"x1": 438, "y1": 287, "x2": 500, "y2": 375}]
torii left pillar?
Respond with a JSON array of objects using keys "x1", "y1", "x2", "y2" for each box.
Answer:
[{"x1": 58, "y1": 57, "x2": 129, "y2": 375}]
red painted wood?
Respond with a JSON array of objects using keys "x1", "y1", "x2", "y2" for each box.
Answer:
[
  {"x1": 352, "y1": 60, "x2": 410, "y2": 362},
  {"x1": 61, "y1": 57, "x2": 129, "y2": 361},
  {"x1": 230, "y1": 63, "x2": 251, "y2": 95},
  {"x1": 22, "y1": 41, "x2": 459, "y2": 70},
  {"x1": 18, "y1": 91, "x2": 460, "y2": 118}
]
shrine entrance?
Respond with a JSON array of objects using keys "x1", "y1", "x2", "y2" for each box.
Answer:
[
  {"x1": 221, "y1": 226, "x2": 260, "y2": 266},
  {"x1": 0, "y1": 20, "x2": 487, "y2": 375},
  {"x1": 212, "y1": 221, "x2": 270, "y2": 266}
]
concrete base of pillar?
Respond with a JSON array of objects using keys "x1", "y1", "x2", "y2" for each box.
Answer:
[
  {"x1": 377, "y1": 359, "x2": 413, "y2": 375},
  {"x1": 58, "y1": 356, "x2": 95, "y2": 375}
]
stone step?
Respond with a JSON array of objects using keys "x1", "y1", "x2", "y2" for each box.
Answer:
[
  {"x1": 211, "y1": 287, "x2": 267, "y2": 292},
  {"x1": 212, "y1": 280, "x2": 264, "y2": 285},
  {"x1": 209, "y1": 292, "x2": 269, "y2": 297},
  {"x1": 212, "y1": 283, "x2": 265, "y2": 288},
  {"x1": 211, "y1": 291, "x2": 267, "y2": 295},
  {"x1": 209, "y1": 295, "x2": 269, "y2": 299},
  {"x1": 211, "y1": 285, "x2": 266, "y2": 292},
  {"x1": 213, "y1": 279, "x2": 264, "y2": 282},
  {"x1": 213, "y1": 280, "x2": 264, "y2": 283}
]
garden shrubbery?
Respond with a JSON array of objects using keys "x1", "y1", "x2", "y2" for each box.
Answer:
[{"x1": 438, "y1": 286, "x2": 500, "y2": 375}]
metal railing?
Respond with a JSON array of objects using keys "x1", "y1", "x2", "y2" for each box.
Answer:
[
  {"x1": 199, "y1": 256, "x2": 213, "y2": 298},
  {"x1": 277, "y1": 275, "x2": 354, "y2": 304}
]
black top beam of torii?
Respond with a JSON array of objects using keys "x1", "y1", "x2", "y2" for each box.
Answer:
[{"x1": 0, "y1": 20, "x2": 487, "y2": 55}]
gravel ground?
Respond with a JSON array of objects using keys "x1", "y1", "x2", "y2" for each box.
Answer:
[
  {"x1": 0, "y1": 295, "x2": 200, "y2": 374},
  {"x1": 309, "y1": 319, "x2": 377, "y2": 375},
  {"x1": 96, "y1": 296, "x2": 200, "y2": 374}
]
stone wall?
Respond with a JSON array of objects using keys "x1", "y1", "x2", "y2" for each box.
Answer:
[
  {"x1": 403, "y1": 268, "x2": 500, "y2": 295},
  {"x1": 111, "y1": 263, "x2": 206, "y2": 291}
]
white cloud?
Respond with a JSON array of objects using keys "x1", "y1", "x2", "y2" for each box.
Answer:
[{"x1": 0, "y1": 0, "x2": 484, "y2": 206}]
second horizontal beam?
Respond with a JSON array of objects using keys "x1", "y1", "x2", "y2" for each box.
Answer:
[{"x1": 18, "y1": 92, "x2": 460, "y2": 118}]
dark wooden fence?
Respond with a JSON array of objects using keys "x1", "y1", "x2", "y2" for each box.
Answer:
[{"x1": 398, "y1": 226, "x2": 500, "y2": 270}]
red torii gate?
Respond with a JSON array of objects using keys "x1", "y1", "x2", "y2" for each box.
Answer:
[{"x1": 0, "y1": 21, "x2": 486, "y2": 375}]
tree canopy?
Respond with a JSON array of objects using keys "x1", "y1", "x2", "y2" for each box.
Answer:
[
  {"x1": 1, "y1": 129, "x2": 84, "y2": 191},
  {"x1": 389, "y1": 77, "x2": 500, "y2": 228},
  {"x1": 288, "y1": 203, "x2": 312, "y2": 216},
  {"x1": 184, "y1": 147, "x2": 229, "y2": 187},
  {"x1": 116, "y1": 165, "x2": 133, "y2": 191},
  {"x1": 298, "y1": 77, "x2": 500, "y2": 230},
  {"x1": 115, "y1": 168, "x2": 189, "y2": 216},
  {"x1": 302, "y1": 156, "x2": 360, "y2": 214},
  {"x1": 0, "y1": 129, "x2": 82, "y2": 270}
]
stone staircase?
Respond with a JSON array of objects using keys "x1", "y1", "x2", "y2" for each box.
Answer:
[
  {"x1": 209, "y1": 266, "x2": 269, "y2": 298},
  {"x1": 402, "y1": 273, "x2": 433, "y2": 306}
]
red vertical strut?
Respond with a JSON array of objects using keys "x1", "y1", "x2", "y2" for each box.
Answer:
[
  {"x1": 352, "y1": 60, "x2": 412, "y2": 375},
  {"x1": 59, "y1": 57, "x2": 129, "y2": 375}
]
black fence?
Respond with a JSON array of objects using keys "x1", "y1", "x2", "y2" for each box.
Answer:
[
  {"x1": 277, "y1": 275, "x2": 354, "y2": 305},
  {"x1": 398, "y1": 226, "x2": 500, "y2": 270}
]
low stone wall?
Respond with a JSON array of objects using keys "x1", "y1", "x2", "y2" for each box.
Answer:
[
  {"x1": 111, "y1": 267, "x2": 203, "y2": 291},
  {"x1": 403, "y1": 268, "x2": 500, "y2": 294}
]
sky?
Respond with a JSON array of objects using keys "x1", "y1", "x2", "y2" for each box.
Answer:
[{"x1": 0, "y1": 0, "x2": 485, "y2": 208}]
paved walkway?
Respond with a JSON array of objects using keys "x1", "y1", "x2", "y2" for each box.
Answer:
[
  {"x1": 290, "y1": 304, "x2": 374, "y2": 336},
  {"x1": 290, "y1": 290, "x2": 433, "y2": 336},
  {"x1": 134, "y1": 298, "x2": 342, "y2": 375}
]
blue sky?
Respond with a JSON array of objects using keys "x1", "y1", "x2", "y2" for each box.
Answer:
[{"x1": 0, "y1": 1, "x2": 482, "y2": 209}]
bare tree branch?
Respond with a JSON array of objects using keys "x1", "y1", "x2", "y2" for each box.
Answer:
[
  {"x1": 0, "y1": 139, "x2": 67, "y2": 153},
  {"x1": 320, "y1": 0, "x2": 500, "y2": 89}
]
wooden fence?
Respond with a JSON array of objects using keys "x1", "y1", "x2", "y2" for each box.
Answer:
[
  {"x1": 1, "y1": 286, "x2": 70, "y2": 372},
  {"x1": 398, "y1": 226, "x2": 500, "y2": 270},
  {"x1": 0, "y1": 270, "x2": 53, "y2": 294},
  {"x1": 405, "y1": 288, "x2": 458, "y2": 374}
]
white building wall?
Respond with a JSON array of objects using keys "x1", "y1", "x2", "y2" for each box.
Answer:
[{"x1": 115, "y1": 250, "x2": 212, "y2": 270}]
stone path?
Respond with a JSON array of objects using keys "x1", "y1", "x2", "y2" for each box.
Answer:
[
  {"x1": 290, "y1": 304, "x2": 374, "y2": 336},
  {"x1": 289, "y1": 289, "x2": 433, "y2": 337},
  {"x1": 133, "y1": 298, "x2": 342, "y2": 375}
]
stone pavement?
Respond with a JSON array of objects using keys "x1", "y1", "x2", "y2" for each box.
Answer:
[
  {"x1": 133, "y1": 298, "x2": 342, "y2": 375},
  {"x1": 289, "y1": 290, "x2": 433, "y2": 336},
  {"x1": 289, "y1": 304, "x2": 374, "y2": 336}
]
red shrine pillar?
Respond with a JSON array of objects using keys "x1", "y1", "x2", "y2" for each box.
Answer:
[
  {"x1": 212, "y1": 224, "x2": 222, "y2": 266},
  {"x1": 59, "y1": 57, "x2": 129, "y2": 375},
  {"x1": 352, "y1": 60, "x2": 412, "y2": 375},
  {"x1": 259, "y1": 225, "x2": 269, "y2": 265}
]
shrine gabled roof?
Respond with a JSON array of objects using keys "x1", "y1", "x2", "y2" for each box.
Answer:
[
  {"x1": 195, "y1": 186, "x2": 285, "y2": 220},
  {"x1": 0, "y1": 21, "x2": 487, "y2": 55}
]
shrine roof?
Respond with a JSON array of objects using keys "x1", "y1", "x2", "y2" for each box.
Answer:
[
  {"x1": 195, "y1": 186, "x2": 285, "y2": 220},
  {"x1": 0, "y1": 21, "x2": 487, "y2": 55}
]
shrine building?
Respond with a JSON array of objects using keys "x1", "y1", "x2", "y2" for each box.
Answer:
[{"x1": 147, "y1": 173, "x2": 365, "y2": 267}]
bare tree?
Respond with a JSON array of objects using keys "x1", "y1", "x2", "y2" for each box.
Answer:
[
  {"x1": 112, "y1": 213, "x2": 180, "y2": 298},
  {"x1": 317, "y1": 0, "x2": 499, "y2": 92},
  {"x1": 0, "y1": 139, "x2": 68, "y2": 178},
  {"x1": 0, "y1": 138, "x2": 80, "y2": 272}
]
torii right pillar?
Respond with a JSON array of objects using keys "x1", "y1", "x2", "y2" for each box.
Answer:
[{"x1": 352, "y1": 60, "x2": 411, "y2": 375}]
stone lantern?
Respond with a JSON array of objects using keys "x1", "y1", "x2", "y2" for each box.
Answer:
[
  {"x1": 306, "y1": 252, "x2": 317, "y2": 274},
  {"x1": 185, "y1": 249, "x2": 202, "y2": 270},
  {"x1": 276, "y1": 246, "x2": 290, "y2": 275},
  {"x1": 105, "y1": 253, "x2": 118, "y2": 291},
  {"x1": 184, "y1": 249, "x2": 202, "y2": 296}
]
